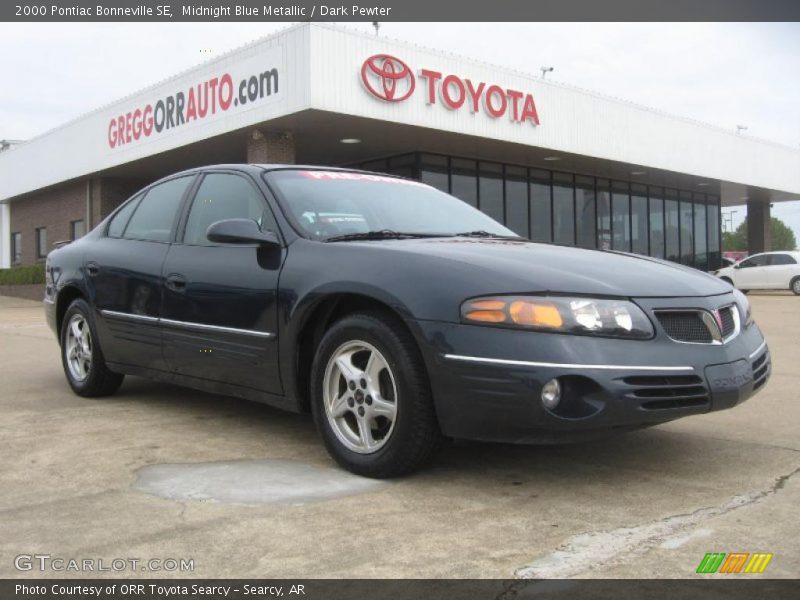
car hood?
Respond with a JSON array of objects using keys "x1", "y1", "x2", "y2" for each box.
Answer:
[{"x1": 362, "y1": 238, "x2": 730, "y2": 298}]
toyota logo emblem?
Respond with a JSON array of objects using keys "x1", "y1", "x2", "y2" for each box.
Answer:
[{"x1": 361, "y1": 54, "x2": 415, "y2": 102}]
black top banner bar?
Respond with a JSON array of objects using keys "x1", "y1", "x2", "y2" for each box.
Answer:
[{"x1": 4, "y1": 0, "x2": 800, "y2": 22}]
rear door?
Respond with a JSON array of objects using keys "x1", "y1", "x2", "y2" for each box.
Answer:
[
  {"x1": 160, "y1": 170, "x2": 285, "y2": 394},
  {"x1": 87, "y1": 175, "x2": 195, "y2": 371},
  {"x1": 766, "y1": 253, "x2": 798, "y2": 289},
  {"x1": 733, "y1": 254, "x2": 770, "y2": 289}
]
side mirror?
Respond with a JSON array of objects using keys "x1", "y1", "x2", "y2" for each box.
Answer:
[
  {"x1": 206, "y1": 219, "x2": 280, "y2": 246},
  {"x1": 733, "y1": 263, "x2": 741, "y2": 269}
]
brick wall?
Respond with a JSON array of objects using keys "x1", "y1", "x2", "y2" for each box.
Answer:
[
  {"x1": 9, "y1": 181, "x2": 86, "y2": 266},
  {"x1": 246, "y1": 130, "x2": 296, "y2": 164}
]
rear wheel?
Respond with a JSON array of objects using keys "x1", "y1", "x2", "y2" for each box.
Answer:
[
  {"x1": 60, "y1": 299, "x2": 124, "y2": 397},
  {"x1": 791, "y1": 277, "x2": 800, "y2": 296},
  {"x1": 310, "y1": 311, "x2": 441, "y2": 478}
]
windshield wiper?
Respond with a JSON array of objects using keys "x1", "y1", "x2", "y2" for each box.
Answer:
[
  {"x1": 453, "y1": 230, "x2": 525, "y2": 240},
  {"x1": 324, "y1": 230, "x2": 440, "y2": 243}
]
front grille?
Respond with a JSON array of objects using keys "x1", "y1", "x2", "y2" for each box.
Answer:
[
  {"x1": 752, "y1": 351, "x2": 770, "y2": 391},
  {"x1": 656, "y1": 312, "x2": 713, "y2": 343},
  {"x1": 623, "y1": 375, "x2": 710, "y2": 410},
  {"x1": 719, "y1": 306, "x2": 736, "y2": 338}
]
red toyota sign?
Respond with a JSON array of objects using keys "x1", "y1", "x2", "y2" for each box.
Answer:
[
  {"x1": 361, "y1": 54, "x2": 415, "y2": 102},
  {"x1": 360, "y1": 54, "x2": 540, "y2": 126}
]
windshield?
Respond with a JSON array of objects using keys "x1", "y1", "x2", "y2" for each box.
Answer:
[{"x1": 265, "y1": 170, "x2": 517, "y2": 241}]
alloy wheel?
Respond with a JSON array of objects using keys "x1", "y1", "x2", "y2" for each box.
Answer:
[
  {"x1": 65, "y1": 314, "x2": 92, "y2": 382},
  {"x1": 323, "y1": 340, "x2": 398, "y2": 454}
]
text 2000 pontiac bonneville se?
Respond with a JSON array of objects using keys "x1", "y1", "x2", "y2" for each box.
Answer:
[{"x1": 44, "y1": 165, "x2": 770, "y2": 477}]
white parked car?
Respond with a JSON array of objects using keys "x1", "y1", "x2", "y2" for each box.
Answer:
[{"x1": 715, "y1": 251, "x2": 800, "y2": 295}]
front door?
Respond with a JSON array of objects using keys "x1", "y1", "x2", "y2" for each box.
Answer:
[
  {"x1": 734, "y1": 254, "x2": 770, "y2": 289},
  {"x1": 160, "y1": 171, "x2": 284, "y2": 394}
]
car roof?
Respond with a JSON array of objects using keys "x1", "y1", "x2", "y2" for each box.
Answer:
[{"x1": 162, "y1": 164, "x2": 398, "y2": 178}]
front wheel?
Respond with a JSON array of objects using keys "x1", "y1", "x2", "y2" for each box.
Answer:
[
  {"x1": 60, "y1": 299, "x2": 124, "y2": 397},
  {"x1": 310, "y1": 311, "x2": 441, "y2": 478}
]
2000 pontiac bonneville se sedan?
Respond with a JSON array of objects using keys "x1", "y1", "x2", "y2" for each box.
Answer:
[{"x1": 45, "y1": 165, "x2": 771, "y2": 477}]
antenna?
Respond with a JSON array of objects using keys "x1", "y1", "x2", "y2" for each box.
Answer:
[{"x1": 372, "y1": 22, "x2": 380, "y2": 36}]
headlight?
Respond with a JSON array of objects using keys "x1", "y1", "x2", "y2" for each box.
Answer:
[
  {"x1": 461, "y1": 296, "x2": 654, "y2": 339},
  {"x1": 733, "y1": 289, "x2": 753, "y2": 327}
]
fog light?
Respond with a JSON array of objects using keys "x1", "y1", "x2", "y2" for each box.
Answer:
[{"x1": 541, "y1": 378, "x2": 561, "y2": 409}]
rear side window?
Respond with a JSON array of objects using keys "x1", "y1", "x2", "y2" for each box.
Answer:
[
  {"x1": 123, "y1": 177, "x2": 192, "y2": 242},
  {"x1": 183, "y1": 173, "x2": 272, "y2": 246},
  {"x1": 769, "y1": 254, "x2": 797, "y2": 265},
  {"x1": 107, "y1": 195, "x2": 142, "y2": 238}
]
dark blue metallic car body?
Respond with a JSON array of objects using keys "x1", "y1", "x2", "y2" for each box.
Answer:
[{"x1": 44, "y1": 164, "x2": 771, "y2": 445}]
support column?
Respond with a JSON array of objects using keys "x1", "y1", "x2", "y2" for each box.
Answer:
[
  {"x1": 0, "y1": 203, "x2": 9, "y2": 268},
  {"x1": 746, "y1": 198, "x2": 771, "y2": 254},
  {"x1": 246, "y1": 129, "x2": 295, "y2": 164}
]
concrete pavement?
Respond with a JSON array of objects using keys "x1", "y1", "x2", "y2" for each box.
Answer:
[{"x1": 0, "y1": 293, "x2": 798, "y2": 579}]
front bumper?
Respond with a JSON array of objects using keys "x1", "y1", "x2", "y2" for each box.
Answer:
[{"x1": 415, "y1": 294, "x2": 770, "y2": 444}]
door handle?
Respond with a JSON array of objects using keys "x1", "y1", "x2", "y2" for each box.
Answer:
[
  {"x1": 86, "y1": 262, "x2": 99, "y2": 277},
  {"x1": 165, "y1": 274, "x2": 187, "y2": 292}
]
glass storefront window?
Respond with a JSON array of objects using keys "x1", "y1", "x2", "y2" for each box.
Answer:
[
  {"x1": 679, "y1": 192, "x2": 694, "y2": 265},
  {"x1": 553, "y1": 173, "x2": 575, "y2": 246},
  {"x1": 707, "y1": 199, "x2": 721, "y2": 270},
  {"x1": 479, "y1": 162, "x2": 504, "y2": 224},
  {"x1": 451, "y1": 158, "x2": 478, "y2": 207},
  {"x1": 694, "y1": 195, "x2": 707, "y2": 271},
  {"x1": 350, "y1": 152, "x2": 719, "y2": 270},
  {"x1": 596, "y1": 180, "x2": 611, "y2": 251},
  {"x1": 530, "y1": 170, "x2": 551, "y2": 243},
  {"x1": 420, "y1": 154, "x2": 449, "y2": 193},
  {"x1": 631, "y1": 186, "x2": 648, "y2": 255},
  {"x1": 612, "y1": 182, "x2": 630, "y2": 252},
  {"x1": 505, "y1": 166, "x2": 529, "y2": 237},
  {"x1": 648, "y1": 189, "x2": 665, "y2": 259},
  {"x1": 575, "y1": 176, "x2": 596, "y2": 248},
  {"x1": 665, "y1": 194, "x2": 680, "y2": 262}
]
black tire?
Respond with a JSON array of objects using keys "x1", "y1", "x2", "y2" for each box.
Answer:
[
  {"x1": 60, "y1": 298, "x2": 124, "y2": 397},
  {"x1": 310, "y1": 311, "x2": 442, "y2": 478},
  {"x1": 791, "y1": 277, "x2": 800, "y2": 296}
]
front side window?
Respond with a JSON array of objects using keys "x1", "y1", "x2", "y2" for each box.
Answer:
[
  {"x1": 11, "y1": 232, "x2": 21, "y2": 264},
  {"x1": 739, "y1": 255, "x2": 768, "y2": 268},
  {"x1": 123, "y1": 177, "x2": 192, "y2": 242},
  {"x1": 183, "y1": 173, "x2": 272, "y2": 246},
  {"x1": 36, "y1": 227, "x2": 48, "y2": 259},
  {"x1": 267, "y1": 170, "x2": 514, "y2": 240}
]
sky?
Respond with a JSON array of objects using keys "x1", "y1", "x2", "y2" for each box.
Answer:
[{"x1": 1, "y1": 22, "x2": 799, "y2": 238}]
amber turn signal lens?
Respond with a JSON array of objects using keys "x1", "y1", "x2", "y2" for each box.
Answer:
[
  {"x1": 469, "y1": 299, "x2": 506, "y2": 311},
  {"x1": 464, "y1": 309, "x2": 507, "y2": 323},
  {"x1": 509, "y1": 300, "x2": 563, "y2": 328}
]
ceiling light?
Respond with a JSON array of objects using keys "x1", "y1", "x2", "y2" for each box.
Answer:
[
  {"x1": 697, "y1": 182, "x2": 709, "y2": 187},
  {"x1": 543, "y1": 156, "x2": 561, "y2": 161},
  {"x1": 340, "y1": 138, "x2": 361, "y2": 144},
  {"x1": 631, "y1": 171, "x2": 646, "y2": 176}
]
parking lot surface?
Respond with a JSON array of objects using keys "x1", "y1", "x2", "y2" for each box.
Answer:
[{"x1": 1, "y1": 293, "x2": 798, "y2": 578}]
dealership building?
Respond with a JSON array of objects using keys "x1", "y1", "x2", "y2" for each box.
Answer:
[{"x1": 1, "y1": 23, "x2": 799, "y2": 269}]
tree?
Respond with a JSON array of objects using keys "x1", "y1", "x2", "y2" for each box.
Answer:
[{"x1": 722, "y1": 216, "x2": 797, "y2": 252}]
